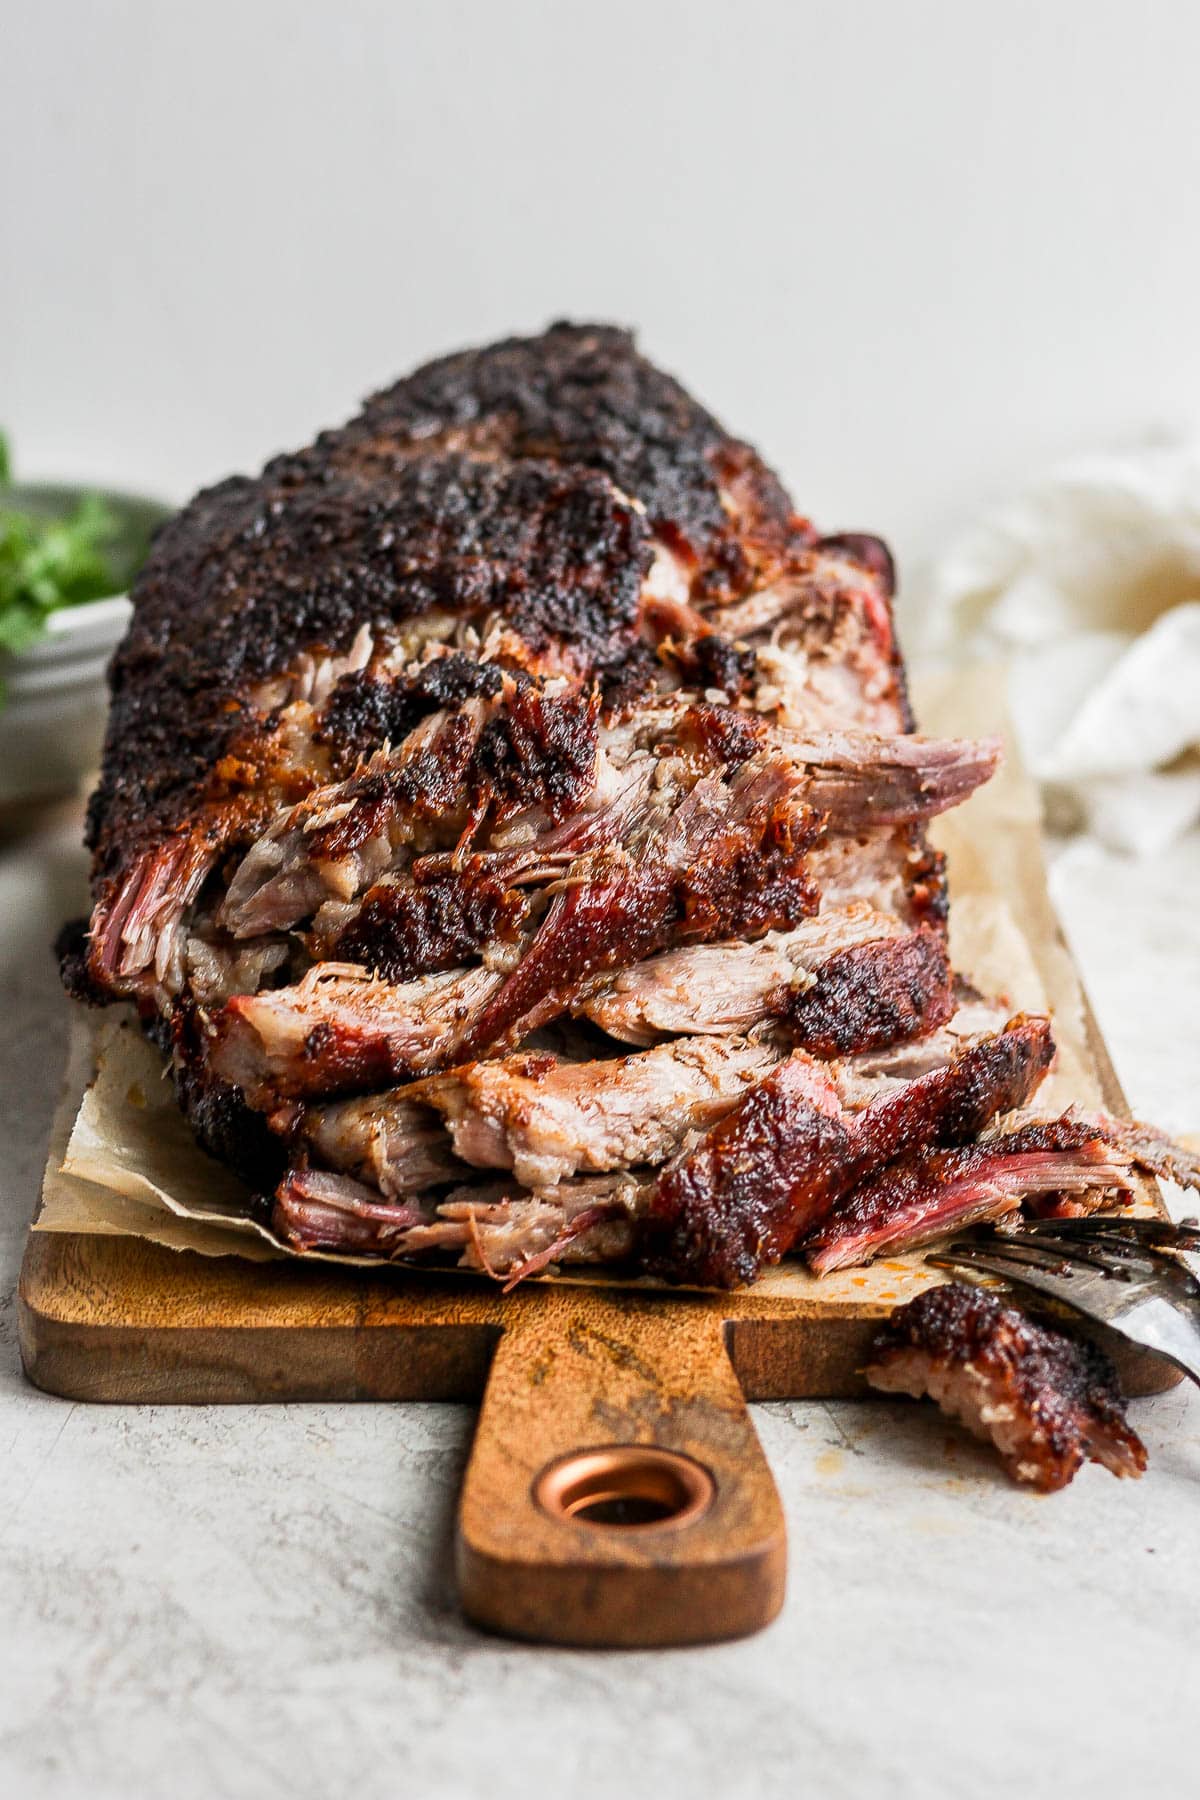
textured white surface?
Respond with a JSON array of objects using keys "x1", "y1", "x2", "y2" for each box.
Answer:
[{"x1": 1, "y1": 809, "x2": 1198, "y2": 1800}]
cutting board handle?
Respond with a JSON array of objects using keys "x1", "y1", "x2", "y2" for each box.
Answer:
[{"x1": 455, "y1": 1288, "x2": 786, "y2": 1647}]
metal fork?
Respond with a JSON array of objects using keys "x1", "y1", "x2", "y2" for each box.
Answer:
[{"x1": 927, "y1": 1215, "x2": 1200, "y2": 1385}]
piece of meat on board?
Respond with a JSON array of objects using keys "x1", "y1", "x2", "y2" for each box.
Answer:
[
  {"x1": 804, "y1": 1118, "x2": 1135, "y2": 1273},
  {"x1": 210, "y1": 965, "x2": 503, "y2": 1108},
  {"x1": 642, "y1": 1015, "x2": 1056, "y2": 1288},
  {"x1": 271, "y1": 1165, "x2": 643, "y2": 1280},
  {"x1": 864, "y1": 1282, "x2": 1147, "y2": 1490},
  {"x1": 301, "y1": 1033, "x2": 781, "y2": 1192},
  {"x1": 64, "y1": 321, "x2": 1043, "y2": 1288}
]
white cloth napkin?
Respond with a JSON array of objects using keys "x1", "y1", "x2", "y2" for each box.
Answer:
[{"x1": 918, "y1": 442, "x2": 1200, "y2": 854}]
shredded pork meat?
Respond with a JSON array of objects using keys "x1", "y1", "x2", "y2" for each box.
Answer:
[
  {"x1": 60, "y1": 322, "x2": 1189, "y2": 1295},
  {"x1": 300, "y1": 1033, "x2": 782, "y2": 1191}
]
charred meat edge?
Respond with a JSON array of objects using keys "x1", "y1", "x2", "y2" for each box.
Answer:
[{"x1": 865, "y1": 1282, "x2": 1146, "y2": 1491}]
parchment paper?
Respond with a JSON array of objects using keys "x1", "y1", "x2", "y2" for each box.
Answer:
[{"x1": 34, "y1": 665, "x2": 1131, "y2": 1278}]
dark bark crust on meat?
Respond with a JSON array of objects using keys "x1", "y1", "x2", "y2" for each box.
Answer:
[
  {"x1": 674, "y1": 703, "x2": 767, "y2": 769},
  {"x1": 304, "y1": 714, "x2": 482, "y2": 862},
  {"x1": 56, "y1": 915, "x2": 106, "y2": 1005},
  {"x1": 657, "y1": 630, "x2": 760, "y2": 700},
  {"x1": 316, "y1": 653, "x2": 504, "y2": 778},
  {"x1": 340, "y1": 322, "x2": 805, "y2": 595},
  {"x1": 866, "y1": 1283, "x2": 1146, "y2": 1490},
  {"x1": 84, "y1": 323, "x2": 807, "y2": 890},
  {"x1": 778, "y1": 924, "x2": 954, "y2": 1057},
  {"x1": 471, "y1": 682, "x2": 601, "y2": 824},
  {"x1": 646, "y1": 1057, "x2": 847, "y2": 1292},
  {"x1": 306, "y1": 680, "x2": 600, "y2": 866},
  {"x1": 327, "y1": 874, "x2": 529, "y2": 983}
]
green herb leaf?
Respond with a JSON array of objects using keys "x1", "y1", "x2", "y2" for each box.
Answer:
[{"x1": 0, "y1": 434, "x2": 126, "y2": 701}]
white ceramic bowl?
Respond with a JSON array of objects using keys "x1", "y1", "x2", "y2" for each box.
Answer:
[{"x1": 0, "y1": 485, "x2": 172, "y2": 806}]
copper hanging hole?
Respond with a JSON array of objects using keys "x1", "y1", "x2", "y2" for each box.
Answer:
[{"x1": 534, "y1": 1447, "x2": 715, "y2": 1531}]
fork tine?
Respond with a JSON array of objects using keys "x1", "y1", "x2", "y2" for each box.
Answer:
[
  {"x1": 927, "y1": 1246, "x2": 1089, "y2": 1305},
  {"x1": 1034, "y1": 1218, "x2": 1140, "y2": 1239},
  {"x1": 1022, "y1": 1215, "x2": 1200, "y2": 1252},
  {"x1": 996, "y1": 1232, "x2": 1155, "y2": 1279},
  {"x1": 1018, "y1": 1215, "x2": 1132, "y2": 1238},
  {"x1": 930, "y1": 1226, "x2": 1200, "y2": 1386},
  {"x1": 997, "y1": 1220, "x2": 1200, "y2": 1286},
  {"x1": 962, "y1": 1233, "x2": 1114, "y2": 1275}
]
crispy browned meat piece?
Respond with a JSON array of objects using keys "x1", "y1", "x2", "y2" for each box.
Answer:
[
  {"x1": 211, "y1": 966, "x2": 503, "y2": 1108},
  {"x1": 320, "y1": 872, "x2": 531, "y2": 987},
  {"x1": 1008, "y1": 1109, "x2": 1200, "y2": 1218},
  {"x1": 772, "y1": 923, "x2": 954, "y2": 1060},
  {"x1": 804, "y1": 1118, "x2": 1135, "y2": 1272},
  {"x1": 642, "y1": 1016, "x2": 1056, "y2": 1288},
  {"x1": 576, "y1": 902, "x2": 906, "y2": 1044},
  {"x1": 864, "y1": 1282, "x2": 1147, "y2": 1490}
]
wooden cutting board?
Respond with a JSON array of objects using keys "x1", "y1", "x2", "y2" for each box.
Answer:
[
  {"x1": 16, "y1": 672, "x2": 1181, "y2": 1647},
  {"x1": 17, "y1": 993, "x2": 1178, "y2": 1651}
]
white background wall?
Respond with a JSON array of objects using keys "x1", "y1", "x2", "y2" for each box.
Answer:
[{"x1": 5, "y1": 0, "x2": 1200, "y2": 596}]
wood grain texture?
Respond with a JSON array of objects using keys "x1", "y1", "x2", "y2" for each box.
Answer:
[
  {"x1": 15, "y1": 1229, "x2": 937, "y2": 1406},
  {"x1": 456, "y1": 1292, "x2": 786, "y2": 1645}
]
